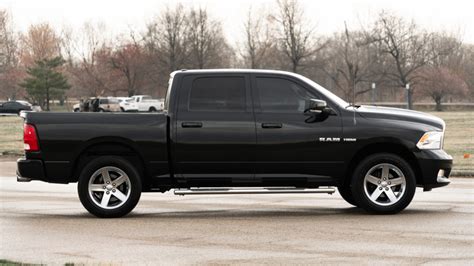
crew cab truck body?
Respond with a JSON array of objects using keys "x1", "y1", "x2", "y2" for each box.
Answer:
[{"x1": 17, "y1": 69, "x2": 452, "y2": 218}]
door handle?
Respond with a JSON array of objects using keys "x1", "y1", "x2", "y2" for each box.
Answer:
[
  {"x1": 261, "y1": 123, "x2": 282, "y2": 129},
  {"x1": 181, "y1": 122, "x2": 203, "y2": 128}
]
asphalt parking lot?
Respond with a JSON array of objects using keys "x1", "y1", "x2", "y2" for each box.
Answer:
[{"x1": 0, "y1": 161, "x2": 473, "y2": 265}]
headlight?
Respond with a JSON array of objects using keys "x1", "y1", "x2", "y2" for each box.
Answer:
[{"x1": 416, "y1": 131, "x2": 444, "y2": 150}]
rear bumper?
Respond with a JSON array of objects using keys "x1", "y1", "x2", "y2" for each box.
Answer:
[
  {"x1": 17, "y1": 158, "x2": 71, "y2": 183},
  {"x1": 414, "y1": 149, "x2": 453, "y2": 190},
  {"x1": 17, "y1": 158, "x2": 46, "y2": 182}
]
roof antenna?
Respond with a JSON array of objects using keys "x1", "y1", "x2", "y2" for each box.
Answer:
[
  {"x1": 352, "y1": 83, "x2": 357, "y2": 125},
  {"x1": 344, "y1": 21, "x2": 357, "y2": 126}
]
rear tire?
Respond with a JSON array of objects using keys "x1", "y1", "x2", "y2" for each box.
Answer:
[
  {"x1": 351, "y1": 153, "x2": 416, "y2": 214},
  {"x1": 149, "y1": 107, "x2": 157, "y2": 112},
  {"x1": 78, "y1": 156, "x2": 142, "y2": 218}
]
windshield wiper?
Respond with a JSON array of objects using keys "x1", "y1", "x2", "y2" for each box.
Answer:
[{"x1": 345, "y1": 104, "x2": 361, "y2": 109}]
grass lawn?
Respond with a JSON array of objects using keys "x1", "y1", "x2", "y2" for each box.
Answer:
[
  {"x1": 0, "y1": 111, "x2": 472, "y2": 170},
  {"x1": 431, "y1": 112, "x2": 474, "y2": 170},
  {"x1": 0, "y1": 116, "x2": 23, "y2": 156},
  {"x1": 0, "y1": 259, "x2": 29, "y2": 266}
]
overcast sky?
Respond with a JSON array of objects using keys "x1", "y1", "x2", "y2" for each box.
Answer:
[{"x1": 1, "y1": 0, "x2": 473, "y2": 44}]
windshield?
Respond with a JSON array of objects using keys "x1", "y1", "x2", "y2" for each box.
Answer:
[
  {"x1": 17, "y1": 101, "x2": 32, "y2": 106},
  {"x1": 107, "y1": 98, "x2": 119, "y2": 104},
  {"x1": 294, "y1": 73, "x2": 348, "y2": 108}
]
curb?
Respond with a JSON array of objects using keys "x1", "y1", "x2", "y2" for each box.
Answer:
[{"x1": 451, "y1": 170, "x2": 474, "y2": 177}]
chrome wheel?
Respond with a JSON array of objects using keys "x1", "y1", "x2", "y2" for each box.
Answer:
[
  {"x1": 363, "y1": 163, "x2": 406, "y2": 206},
  {"x1": 88, "y1": 166, "x2": 131, "y2": 209}
]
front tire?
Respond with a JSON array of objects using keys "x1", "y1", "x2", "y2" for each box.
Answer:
[
  {"x1": 338, "y1": 184, "x2": 359, "y2": 207},
  {"x1": 351, "y1": 153, "x2": 416, "y2": 214},
  {"x1": 78, "y1": 156, "x2": 142, "y2": 218}
]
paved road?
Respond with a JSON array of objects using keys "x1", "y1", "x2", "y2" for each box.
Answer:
[{"x1": 1, "y1": 162, "x2": 473, "y2": 265}]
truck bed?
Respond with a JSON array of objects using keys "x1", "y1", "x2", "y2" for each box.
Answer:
[{"x1": 23, "y1": 112, "x2": 169, "y2": 184}]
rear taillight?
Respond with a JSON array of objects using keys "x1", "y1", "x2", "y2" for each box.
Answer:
[{"x1": 24, "y1": 124, "x2": 39, "y2": 152}]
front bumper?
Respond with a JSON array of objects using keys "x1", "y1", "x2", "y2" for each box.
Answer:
[
  {"x1": 17, "y1": 158, "x2": 46, "y2": 182},
  {"x1": 414, "y1": 149, "x2": 453, "y2": 191}
]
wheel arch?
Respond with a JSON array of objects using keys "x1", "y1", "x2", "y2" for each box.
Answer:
[
  {"x1": 344, "y1": 141, "x2": 422, "y2": 187},
  {"x1": 70, "y1": 137, "x2": 150, "y2": 190}
]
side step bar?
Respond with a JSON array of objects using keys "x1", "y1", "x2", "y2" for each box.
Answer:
[{"x1": 174, "y1": 187, "x2": 335, "y2": 195}]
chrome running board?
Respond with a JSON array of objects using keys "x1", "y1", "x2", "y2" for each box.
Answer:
[{"x1": 174, "y1": 187, "x2": 335, "y2": 195}]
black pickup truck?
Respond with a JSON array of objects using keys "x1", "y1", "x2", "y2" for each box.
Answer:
[{"x1": 17, "y1": 69, "x2": 452, "y2": 217}]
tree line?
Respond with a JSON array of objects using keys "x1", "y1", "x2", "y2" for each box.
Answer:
[{"x1": 0, "y1": 0, "x2": 473, "y2": 111}]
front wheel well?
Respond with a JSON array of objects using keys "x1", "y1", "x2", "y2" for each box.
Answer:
[{"x1": 344, "y1": 143, "x2": 422, "y2": 186}]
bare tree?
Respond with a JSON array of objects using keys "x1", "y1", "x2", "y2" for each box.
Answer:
[
  {"x1": 241, "y1": 7, "x2": 272, "y2": 69},
  {"x1": 0, "y1": 10, "x2": 23, "y2": 100},
  {"x1": 187, "y1": 7, "x2": 231, "y2": 69},
  {"x1": 416, "y1": 66, "x2": 468, "y2": 111},
  {"x1": 369, "y1": 11, "x2": 452, "y2": 109},
  {"x1": 19, "y1": 23, "x2": 61, "y2": 65},
  {"x1": 460, "y1": 44, "x2": 474, "y2": 100},
  {"x1": 110, "y1": 41, "x2": 147, "y2": 97},
  {"x1": 272, "y1": 0, "x2": 325, "y2": 73},
  {"x1": 65, "y1": 22, "x2": 118, "y2": 97},
  {"x1": 1, "y1": 3, "x2": 472, "y2": 106},
  {"x1": 324, "y1": 23, "x2": 377, "y2": 102},
  {"x1": 0, "y1": 10, "x2": 17, "y2": 70},
  {"x1": 145, "y1": 4, "x2": 188, "y2": 73},
  {"x1": 429, "y1": 33, "x2": 463, "y2": 69}
]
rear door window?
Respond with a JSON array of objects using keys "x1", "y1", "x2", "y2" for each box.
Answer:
[{"x1": 189, "y1": 77, "x2": 246, "y2": 112}]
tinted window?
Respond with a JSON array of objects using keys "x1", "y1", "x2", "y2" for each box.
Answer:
[
  {"x1": 4, "y1": 102, "x2": 18, "y2": 107},
  {"x1": 99, "y1": 99, "x2": 108, "y2": 104},
  {"x1": 256, "y1": 77, "x2": 315, "y2": 113},
  {"x1": 189, "y1": 77, "x2": 246, "y2": 111}
]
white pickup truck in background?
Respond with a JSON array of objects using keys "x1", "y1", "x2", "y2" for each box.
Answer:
[
  {"x1": 131, "y1": 95, "x2": 164, "y2": 112},
  {"x1": 116, "y1": 97, "x2": 139, "y2": 112}
]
